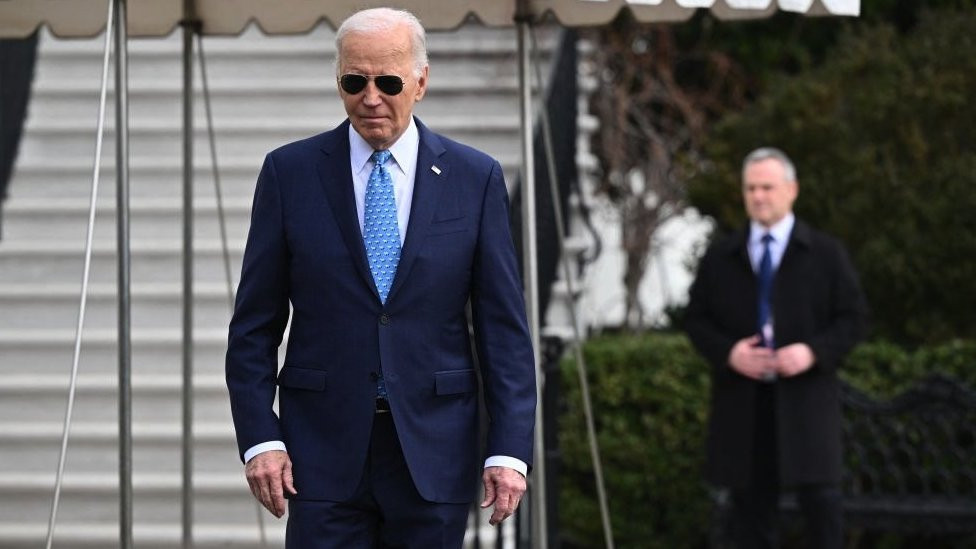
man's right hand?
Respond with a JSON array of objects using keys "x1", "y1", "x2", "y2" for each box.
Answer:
[
  {"x1": 245, "y1": 449, "x2": 297, "y2": 518},
  {"x1": 728, "y1": 335, "x2": 776, "y2": 380}
]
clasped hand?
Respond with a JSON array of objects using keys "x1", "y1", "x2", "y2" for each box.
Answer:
[{"x1": 728, "y1": 335, "x2": 815, "y2": 380}]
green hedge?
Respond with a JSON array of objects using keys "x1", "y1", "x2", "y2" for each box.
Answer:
[
  {"x1": 842, "y1": 338, "x2": 976, "y2": 397},
  {"x1": 557, "y1": 333, "x2": 976, "y2": 548},
  {"x1": 558, "y1": 333, "x2": 711, "y2": 548}
]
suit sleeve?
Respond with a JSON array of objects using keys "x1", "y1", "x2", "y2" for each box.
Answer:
[
  {"x1": 225, "y1": 154, "x2": 291, "y2": 461},
  {"x1": 470, "y1": 160, "x2": 537, "y2": 468},
  {"x1": 805, "y1": 239, "x2": 867, "y2": 372},
  {"x1": 684, "y1": 247, "x2": 739, "y2": 371}
]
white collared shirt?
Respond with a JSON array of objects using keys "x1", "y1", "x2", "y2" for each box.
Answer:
[
  {"x1": 348, "y1": 118, "x2": 419, "y2": 245},
  {"x1": 749, "y1": 213, "x2": 795, "y2": 273}
]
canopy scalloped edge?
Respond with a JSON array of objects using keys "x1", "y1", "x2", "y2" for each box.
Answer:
[{"x1": 0, "y1": 0, "x2": 859, "y2": 39}]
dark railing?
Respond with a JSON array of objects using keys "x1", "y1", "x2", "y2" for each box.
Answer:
[
  {"x1": 712, "y1": 375, "x2": 976, "y2": 547},
  {"x1": 836, "y1": 375, "x2": 976, "y2": 535}
]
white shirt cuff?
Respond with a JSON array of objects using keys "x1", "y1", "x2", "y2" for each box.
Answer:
[
  {"x1": 243, "y1": 441, "x2": 287, "y2": 463},
  {"x1": 484, "y1": 455, "x2": 528, "y2": 477}
]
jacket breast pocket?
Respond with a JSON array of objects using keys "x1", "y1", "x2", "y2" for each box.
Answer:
[
  {"x1": 427, "y1": 218, "x2": 468, "y2": 237},
  {"x1": 434, "y1": 369, "x2": 477, "y2": 396},
  {"x1": 277, "y1": 366, "x2": 327, "y2": 391}
]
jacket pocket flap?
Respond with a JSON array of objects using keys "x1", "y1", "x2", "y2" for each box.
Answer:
[
  {"x1": 277, "y1": 366, "x2": 327, "y2": 391},
  {"x1": 435, "y1": 369, "x2": 477, "y2": 395},
  {"x1": 427, "y1": 219, "x2": 467, "y2": 237}
]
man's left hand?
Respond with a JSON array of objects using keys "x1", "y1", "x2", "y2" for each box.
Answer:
[
  {"x1": 775, "y1": 343, "x2": 816, "y2": 377},
  {"x1": 480, "y1": 466, "x2": 526, "y2": 526}
]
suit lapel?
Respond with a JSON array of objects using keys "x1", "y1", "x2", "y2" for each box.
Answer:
[
  {"x1": 387, "y1": 120, "x2": 449, "y2": 302},
  {"x1": 316, "y1": 122, "x2": 380, "y2": 301},
  {"x1": 777, "y1": 219, "x2": 810, "y2": 277},
  {"x1": 727, "y1": 225, "x2": 753, "y2": 276}
]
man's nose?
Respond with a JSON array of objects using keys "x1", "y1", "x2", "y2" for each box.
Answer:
[{"x1": 362, "y1": 82, "x2": 382, "y2": 105}]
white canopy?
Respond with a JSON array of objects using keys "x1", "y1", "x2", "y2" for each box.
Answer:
[{"x1": 2, "y1": 0, "x2": 860, "y2": 38}]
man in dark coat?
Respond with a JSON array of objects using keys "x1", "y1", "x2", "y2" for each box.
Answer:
[{"x1": 685, "y1": 147, "x2": 867, "y2": 549}]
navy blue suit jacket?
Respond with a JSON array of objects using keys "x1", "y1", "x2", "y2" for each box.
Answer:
[{"x1": 226, "y1": 118, "x2": 536, "y2": 504}]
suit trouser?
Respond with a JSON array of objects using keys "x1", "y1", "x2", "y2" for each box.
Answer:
[
  {"x1": 285, "y1": 411, "x2": 470, "y2": 549},
  {"x1": 729, "y1": 384, "x2": 843, "y2": 549}
]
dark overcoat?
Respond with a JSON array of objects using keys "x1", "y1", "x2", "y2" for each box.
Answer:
[{"x1": 685, "y1": 219, "x2": 866, "y2": 488}]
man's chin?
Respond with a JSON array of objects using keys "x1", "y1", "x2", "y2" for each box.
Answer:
[{"x1": 353, "y1": 125, "x2": 391, "y2": 146}]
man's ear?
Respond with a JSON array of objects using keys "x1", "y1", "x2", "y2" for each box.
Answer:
[{"x1": 415, "y1": 66, "x2": 429, "y2": 101}]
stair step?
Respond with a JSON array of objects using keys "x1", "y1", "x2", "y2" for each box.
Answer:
[
  {"x1": 0, "y1": 472, "x2": 259, "y2": 524},
  {"x1": 0, "y1": 239, "x2": 244, "y2": 284},
  {"x1": 0, "y1": 420, "x2": 241, "y2": 476},
  {"x1": 1, "y1": 197, "x2": 251, "y2": 248},
  {"x1": 0, "y1": 282, "x2": 235, "y2": 330},
  {"x1": 8, "y1": 154, "x2": 520, "y2": 200},
  {"x1": 0, "y1": 421, "x2": 235, "y2": 441},
  {"x1": 0, "y1": 328, "x2": 248, "y2": 376},
  {"x1": 0, "y1": 373, "x2": 231, "y2": 423},
  {"x1": 0, "y1": 521, "x2": 285, "y2": 548},
  {"x1": 16, "y1": 118, "x2": 523, "y2": 176}
]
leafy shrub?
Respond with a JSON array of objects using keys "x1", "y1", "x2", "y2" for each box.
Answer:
[
  {"x1": 558, "y1": 333, "x2": 711, "y2": 548},
  {"x1": 557, "y1": 333, "x2": 976, "y2": 547}
]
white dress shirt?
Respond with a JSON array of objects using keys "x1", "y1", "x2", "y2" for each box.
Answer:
[
  {"x1": 245, "y1": 119, "x2": 527, "y2": 477},
  {"x1": 349, "y1": 119, "x2": 418, "y2": 244},
  {"x1": 748, "y1": 213, "x2": 795, "y2": 274}
]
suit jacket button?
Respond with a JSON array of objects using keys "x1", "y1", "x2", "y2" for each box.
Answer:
[{"x1": 379, "y1": 313, "x2": 390, "y2": 325}]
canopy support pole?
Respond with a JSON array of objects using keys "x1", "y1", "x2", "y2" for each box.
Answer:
[
  {"x1": 529, "y1": 27, "x2": 615, "y2": 549},
  {"x1": 180, "y1": 2, "x2": 198, "y2": 548},
  {"x1": 516, "y1": 2, "x2": 546, "y2": 547},
  {"x1": 113, "y1": 0, "x2": 133, "y2": 547}
]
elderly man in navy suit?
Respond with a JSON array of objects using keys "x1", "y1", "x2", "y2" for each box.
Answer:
[
  {"x1": 686, "y1": 148, "x2": 867, "y2": 549},
  {"x1": 225, "y1": 8, "x2": 536, "y2": 548}
]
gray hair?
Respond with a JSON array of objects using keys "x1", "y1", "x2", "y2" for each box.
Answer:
[
  {"x1": 334, "y1": 8, "x2": 428, "y2": 78},
  {"x1": 742, "y1": 147, "x2": 797, "y2": 182}
]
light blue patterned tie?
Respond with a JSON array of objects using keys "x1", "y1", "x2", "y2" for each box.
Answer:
[{"x1": 364, "y1": 150, "x2": 401, "y2": 304}]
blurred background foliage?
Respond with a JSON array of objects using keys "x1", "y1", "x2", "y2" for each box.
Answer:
[
  {"x1": 558, "y1": 334, "x2": 976, "y2": 548},
  {"x1": 558, "y1": 334, "x2": 710, "y2": 548},
  {"x1": 584, "y1": 0, "x2": 975, "y2": 342},
  {"x1": 687, "y1": 6, "x2": 976, "y2": 346},
  {"x1": 560, "y1": 1, "x2": 976, "y2": 546}
]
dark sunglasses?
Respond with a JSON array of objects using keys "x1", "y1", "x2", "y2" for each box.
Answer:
[{"x1": 339, "y1": 74, "x2": 405, "y2": 96}]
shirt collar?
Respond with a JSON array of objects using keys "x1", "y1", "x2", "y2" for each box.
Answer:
[
  {"x1": 750, "y1": 212, "x2": 795, "y2": 246},
  {"x1": 349, "y1": 117, "x2": 419, "y2": 178}
]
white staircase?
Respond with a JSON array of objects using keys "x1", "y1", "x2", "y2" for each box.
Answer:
[{"x1": 0, "y1": 23, "x2": 558, "y2": 548}]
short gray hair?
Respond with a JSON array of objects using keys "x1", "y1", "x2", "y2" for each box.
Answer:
[
  {"x1": 335, "y1": 8, "x2": 428, "y2": 78},
  {"x1": 742, "y1": 147, "x2": 797, "y2": 182}
]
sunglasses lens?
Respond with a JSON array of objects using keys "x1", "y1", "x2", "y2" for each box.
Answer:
[
  {"x1": 340, "y1": 74, "x2": 405, "y2": 96},
  {"x1": 340, "y1": 74, "x2": 368, "y2": 94},
  {"x1": 375, "y1": 76, "x2": 404, "y2": 96}
]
